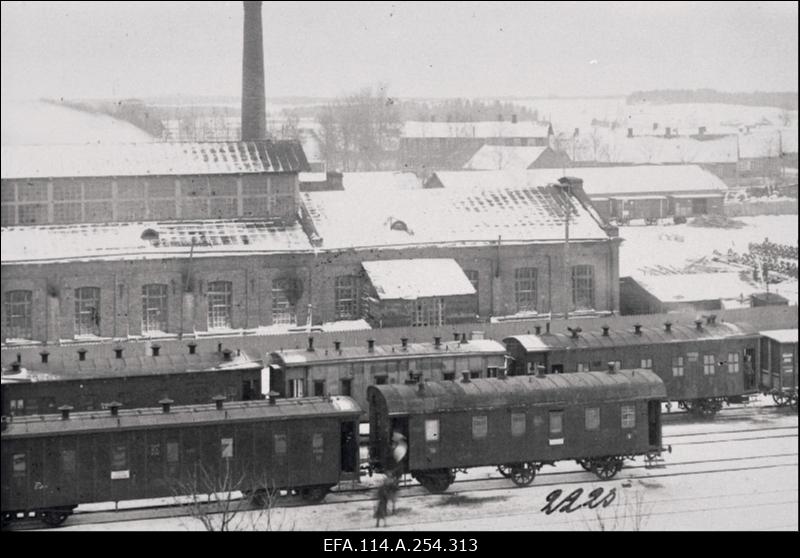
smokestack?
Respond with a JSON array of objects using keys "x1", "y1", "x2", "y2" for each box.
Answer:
[{"x1": 242, "y1": 1, "x2": 267, "y2": 141}]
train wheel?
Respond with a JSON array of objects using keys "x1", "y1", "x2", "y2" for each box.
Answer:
[
  {"x1": 772, "y1": 393, "x2": 787, "y2": 407},
  {"x1": 39, "y1": 510, "x2": 69, "y2": 527},
  {"x1": 300, "y1": 485, "x2": 330, "y2": 504},
  {"x1": 250, "y1": 487, "x2": 279, "y2": 507},
  {"x1": 577, "y1": 459, "x2": 593, "y2": 472},
  {"x1": 414, "y1": 469, "x2": 454, "y2": 493},
  {"x1": 509, "y1": 463, "x2": 536, "y2": 487},
  {"x1": 497, "y1": 465, "x2": 512, "y2": 478},
  {"x1": 592, "y1": 457, "x2": 623, "y2": 481},
  {"x1": 695, "y1": 400, "x2": 719, "y2": 418}
]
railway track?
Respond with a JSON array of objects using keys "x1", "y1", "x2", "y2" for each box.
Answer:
[{"x1": 8, "y1": 415, "x2": 797, "y2": 531}]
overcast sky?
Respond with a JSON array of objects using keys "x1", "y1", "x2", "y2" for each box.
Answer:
[{"x1": 1, "y1": 1, "x2": 797, "y2": 101}]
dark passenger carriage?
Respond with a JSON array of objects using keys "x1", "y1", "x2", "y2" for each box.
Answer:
[
  {"x1": 368, "y1": 369, "x2": 667, "y2": 493},
  {"x1": 504, "y1": 317, "x2": 760, "y2": 416},
  {"x1": 1, "y1": 396, "x2": 361, "y2": 527},
  {"x1": 1, "y1": 350, "x2": 266, "y2": 417},
  {"x1": 269, "y1": 336, "x2": 507, "y2": 419}
]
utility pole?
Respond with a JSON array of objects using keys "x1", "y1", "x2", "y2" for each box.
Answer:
[{"x1": 560, "y1": 182, "x2": 571, "y2": 320}]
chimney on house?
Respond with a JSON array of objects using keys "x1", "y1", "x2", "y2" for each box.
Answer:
[{"x1": 241, "y1": 1, "x2": 267, "y2": 141}]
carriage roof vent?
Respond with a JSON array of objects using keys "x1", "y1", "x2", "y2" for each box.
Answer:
[
  {"x1": 536, "y1": 364, "x2": 546, "y2": 378},
  {"x1": 401, "y1": 337, "x2": 408, "y2": 350},
  {"x1": 601, "y1": 325, "x2": 610, "y2": 336},
  {"x1": 434, "y1": 336, "x2": 441, "y2": 348},
  {"x1": 706, "y1": 314, "x2": 717, "y2": 325},
  {"x1": 159, "y1": 398, "x2": 174, "y2": 413},
  {"x1": 151, "y1": 344, "x2": 160, "y2": 357},
  {"x1": 187, "y1": 342, "x2": 197, "y2": 355},
  {"x1": 607, "y1": 362, "x2": 617, "y2": 375},
  {"x1": 695, "y1": 319, "x2": 703, "y2": 330},
  {"x1": 461, "y1": 372, "x2": 471, "y2": 383},
  {"x1": 633, "y1": 324, "x2": 642, "y2": 335},
  {"x1": 59, "y1": 405, "x2": 74, "y2": 420},
  {"x1": 567, "y1": 326, "x2": 582, "y2": 339},
  {"x1": 222, "y1": 348, "x2": 233, "y2": 361},
  {"x1": 460, "y1": 333, "x2": 468, "y2": 344},
  {"x1": 367, "y1": 339, "x2": 375, "y2": 353},
  {"x1": 664, "y1": 321, "x2": 673, "y2": 333},
  {"x1": 334, "y1": 340, "x2": 341, "y2": 352},
  {"x1": 268, "y1": 391, "x2": 279, "y2": 405},
  {"x1": 10, "y1": 361, "x2": 21, "y2": 373},
  {"x1": 212, "y1": 395, "x2": 226, "y2": 410},
  {"x1": 534, "y1": 325, "x2": 542, "y2": 335},
  {"x1": 453, "y1": 332, "x2": 461, "y2": 341},
  {"x1": 40, "y1": 350, "x2": 50, "y2": 364},
  {"x1": 108, "y1": 402, "x2": 122, "y2": 416},
  {"x1": 306, "y1": 337, "x2": 315, "y2": 352}
]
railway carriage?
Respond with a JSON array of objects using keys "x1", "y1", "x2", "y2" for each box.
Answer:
[
  {"x1": 504, "y1": 317, "x2": 761, "y2": 416},
  {"x1": 269, "y1": 335, "x2": 507, "y2": 418},
  {"x1": 1, "y1": 395, "x2": 361, "y2": 527},
  {"x1": 759, "y1": 329, "x2": 798, "y2": 408},
  {"x1": 367, "y1": 368, "x2": 667, "y2": 493},
  {"x1": 1, "y1": 350, "x2": 266, "y2": 417}
]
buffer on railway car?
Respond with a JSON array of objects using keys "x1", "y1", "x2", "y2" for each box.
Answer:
[{"x1": 367, "y1": 369, "x2": 668, "y2": 493}]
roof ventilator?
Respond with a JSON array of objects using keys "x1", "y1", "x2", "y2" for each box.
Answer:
[
  {"x1": 460, "y1": 333, "x2": 468, "y2": 344},
  {"x1": 159, "y1": 398, "x2": 174, "y2": 413},
  {"x1": 461, "y1": 372, "x2": 471, "y2": 383},
  {"x1": 212, "y1": 395, "x2": 226, "y2": 410},
  {"x1": 534, "y1": 325, "x2": 542, "y2": 335},
  {"x1": 601, "y1": 325, "x2": 610, "y2": 336},
  {"x1": 151, "y1": 344, "x2": 161, "y2": 357},
  {"x1": 634, "y1": 324, "x2": 642, "y2": 335},
  {"x1": 59, "y1": 405, "x2": 74, "y2": 420},
  {"x1": 706, "y1": 315, "x2": 717, "y2": 325},
  {"x1": 108, "y1": 402, "x2": 122, "y2": 417},
  {"x1": 307, "y1": 338, "x2": 315, "y2": 352},
  {"x1": 695, "y1": 319, "x2": 703, "y2": 330},
  {"x1": 40, "y1": 351, "x2": 49, "y2": 364},
  {"x1": 114, "y1": 347, "x2": 124, "y2": 359},
  {"x1": 434, "y1": 336, "x2": 441, "y2": 348},
  {"x1": 187, "y1": 342, "x2": 197, "y2": 355},
  {"x1": 77, "y1": 349, "x2": 87, "y2": 362},
  {"x1": 664, "y1": 321, "x2": 672, "y2": 333},
  {"x1": 268, "y1": 391, "x2": 279, "y2": 405},
  {"x1": 401, "y1": 338, "x2": 408, "y2": 350},
  {"x1": 607, "y1": 362, "x2": 617, "y2": 375},
  {"x1": 334, "y1": 340, "x2": 342, "y2": 352},
  {"x1": 568, "y1": 327, "x2": 582, "y2": 339},
  {"x1": 367, "y1": 339, "x2": 375, "y2": 353}
]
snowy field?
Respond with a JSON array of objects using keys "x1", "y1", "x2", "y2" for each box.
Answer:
[{"x1": 618, "y1": 215, "x2": 798, "y2": 271}]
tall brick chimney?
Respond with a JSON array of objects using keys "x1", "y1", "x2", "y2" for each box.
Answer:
[{"x1": 242, "y1": 1, "x2": 267, "y2": 141}]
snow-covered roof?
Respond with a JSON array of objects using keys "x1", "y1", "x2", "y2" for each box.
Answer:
[
  {"x1": 434, "y1": 166, "x2": 728, "y2": 197},
  {"x1": 629, "y1": 272, "x2": 762, "y2": 303},
  {"x1": 463, "y1": 145, "x2": 552, "y2": 170},
  {"x1": 738, "y1": 131, "x2": 783, "y2": 159},
  {"x1": 1, "y1": 219, "x2": 312, "y2": 264},
  {"x1": 340, "y1": 172, "x2": 423, "y2": 192},
  {"x1": 759, "y1": 329, "x2": 798, "y2": 344},
  {"x1": 402, "y1": 121, "x2": 551, "y2": 139},
  {"x1": 780, "y1": 128, "x2": 798, "y2": 155},
  {"x1": 301, "y1": 181, "x2": 610, "y2": 250},
  {"x1": 1, "y1": 140, "x2": 309, "y2": 179},
  {"x1": 362, "y1": 259, "x2": 476, "y2": 300},
  {"x1": 569, "y1": 134, "x2": 738, "y2": 164}
]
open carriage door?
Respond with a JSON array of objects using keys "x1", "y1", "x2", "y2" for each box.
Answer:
[{"x1": 648, "y1": 400, "x2": 661, "y2": 448}]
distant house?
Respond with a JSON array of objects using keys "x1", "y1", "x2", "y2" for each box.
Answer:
[
  {"x1": 463, "y1": 145, "x2": 570, "y2": 170},
  {"x1": 620, "y1": 272, "x2": 763, "y2": 315},
  {"x1": 737, "y1": 131, "x2": 783, "y2": 180},
  {"x1": 426, "y1": 165, "x2": 728, "y2": 221},
  {"x1": 400, "y1": 117, "x2": 554, "y2": 172}
]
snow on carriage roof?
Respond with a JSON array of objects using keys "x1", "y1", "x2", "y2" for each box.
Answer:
[{"x1": 760, "y1": 329, "x2": 798, "y2": 344}]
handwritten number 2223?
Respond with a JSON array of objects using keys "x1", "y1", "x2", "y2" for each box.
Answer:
[{"x1": 540, "y1": 487, "x2": 616, "y2": 514}]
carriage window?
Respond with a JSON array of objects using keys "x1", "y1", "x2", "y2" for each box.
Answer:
[
  {"x1": 703, "y1": 354, "x2": 716, "y2": 375},
  {"x1": 221, "y1": 438, "x2": 234, "y2": 459},
  {"x1": 274, "y1": 434, "x2": 287, "y2": 455},
  {"x1": 585, "y1": 407, "x2": 600, "y2": 431},
  {"x1": 443, "y1": 372, "x2": 455, "y2": 381},
  {"x1": 621, "y1": 405, "x2": 636, "y2": 429},
  {"x1": 470, "y1": 370, "x2": 481, "y2": 379},
  {"x1": 313, "y1": 380, "x2": 325, "y2": 397},
  {"x1": 727, "y1": 353, "x2": 740, "y2": 374},
  {"x1": 511, "y1": 412, "x2": 526, "y2": 437},
  {"x1": 640, "y1": 358, "x2": 652, "y2": 369},
  {"x1": 687, "y1": 352, "x2": 699, "y2": 363},
  {"x1": 472, "y1": 415, "x2": 488, "y2": 439},
  {"x1": 486, "y1": 367, "x2": 499, "y2": 378},
  {"x1": 425, "y1": 419, "x2": 440, "y2": 442},
  {"x1": 12, "y1": 453, "x2": 26, "y2": 477},
  {"x1": 112, "y1": 445, "x2": 127, "y2": 470},
  {"x1": 576, "y1": 362, "x2": 590, "y2": 372},
  {"x1": 9, "y1": 398, "x2": 24, "y2": 416},
  {"x1": 549, "y1": 411, "x2": 563, "y2": 436},
  {"x1": 374, "y1": 375, "x2": 388, "y2": 385},
  {"x1": 672, "y1": 356, "x2": 684, "y2": 377},
  {"x1": 60, "y1": 449, "x2": 77, "y2": 474},
  {"x1": 340, "y1": 378, "x2": 352, "y2": 396},
  {"x1": 312, "y1": 433, "x2": 324, "y2": 455},
  {"x1": 166, "y1": 442, "x2": 179, "y2": 463},
  {"x1": 288, "y1": 378, "x2": 305, "y2": 398}
]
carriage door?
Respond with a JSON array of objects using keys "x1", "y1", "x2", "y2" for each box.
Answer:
[
  {"x1": 744, "y1": 348, "x2": 756, "y2": 390},
  {"x1": 339, "y1": 421, "x2": 359, "y2": 479},
  {"x1": 390, "y1": 417, "x2": 410, "y2": 472},
  {"x1": 648, "y1": 401, "x2": 661, "y2": 448},
  {"x1": 269, "y1": 365, "x2": 285, "y2": 397}
]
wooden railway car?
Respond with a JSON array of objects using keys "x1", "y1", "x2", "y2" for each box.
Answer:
[
  {"x1": 759, "y1": 329, "x2": 798, "y2": 408},
  {"x1": 1, "y1": 395, "x2": 361, "y2": 527},
  {"x1": 1, "y1": 350, "x2": 266, "y2": 417},
  {"x1": 504, "y1": 316, "x2": 761, "y2": 416},
  {"x1": 269, "y1": 335, "x2": 507, "y2": 418},
  {"x1": 367, "y1": 368, "x2": 667, "y2": 493}
]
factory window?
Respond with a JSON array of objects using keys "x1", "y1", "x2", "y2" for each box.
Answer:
[
  {"x1": 13, "y1": 453, "x2": 26, "y2": 478},
  {"x1": 74, "y1": 287, "x2": 101, "y2": 336},
  {"x1": 1, "y1": 204, "x2": 15, "y2": 226},
  {"x1": 640, "y1": 358, "x2": 653, "y2": 369},
  {"x1": 443, "y1": 372, "x2": 455, "y2": 381},
  {"x1": 511, "y1": 412, "x2": 526, "y2": 437},
  {"x1": 514, "y1": 267, "x2": 538, "y2": 312},
  {"x1": 334, "y1": 275, "x2": 359, "y2": 320},
  {"x1": 621, "y1": 405, "x2": 636, "y2": 429},
  {"x1": 207, "y1": 281, "x2": 233, "y2": 330},
  {"x1": 571, "y1": 265, "x2": 595, "y2": 310},
  {"x1": 425, "y1": 419, "x2": 440, "y2": 442},
  {"x1": 577, "y1": 362, "x2": 590, "y2": 372},
  {"x1": 374, "y1": 375, "x2": 388, "y2": 385},
  {"x1": 340, "y1": 378, "x2": 352, "y2": 396},
  {"x1": 17, "y1": 203, "x2": 47, "y2": 225},
  {"x1": 271, "y1": 278, "x2": 298, "y2": 326},
  {"x1": 288, "y1": 379, "x2": 305, "y2": 398},
  {"x1": 727, "y1": 352, "x2": 740, "y2": 374},
  {"x1": 585, "y1": 407, "x2": 600, "y2": 431},
  {"x1": 313, "y1": 380, "x2": 325, "y2": 397},
  {"x1": 413, "y1": 297, "x2": 444, "y2": 327},
  {"x1": 472, "y1": 415, "x2": 488, "y2": 439},
  {"x1": 549, "y1": 410, "x2": 563, "y2": 436},
  {"x1": 142, "y1": 284, "x2": 168, "y2": 333},
  {"x1": 687, "y1": 352, "x2": 699, "y2": 363},
  {"x1": 703, "y1": 354, "x2": 716, "y2": 376},
  {"x1": 464, "y1": 269, "x2": 479, "y2": 292},
  {"x1": 221, "y1": 438, "x2": 234, "y2": 459},
  {"x1": 5, "y1": 290, "x2": 33, "y2": 340},
  {"x1": 672, "y1": 356, "x2": 684, "y2": 377},
  {"x1": 9, "y1": 399, "x2": 24, "y2": 416}
]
